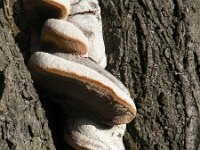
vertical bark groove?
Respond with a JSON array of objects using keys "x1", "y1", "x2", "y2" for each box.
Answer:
[
  {"x1": 1, "y1": 0, "x2": 200, "y2": 149},
  {"x1": 100, "y1": 0, "x2": 200, "y2": 149},
  {"x1": 0, "y1": 2, "x2": 55, "y2": 149}
]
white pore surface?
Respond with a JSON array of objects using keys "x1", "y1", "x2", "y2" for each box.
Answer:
[
  {"x1": 68, "y1": 0, "x2": 106, "y2": 67},
  {"x1": 30, "y1": 52, "x2": 136, "y2": 113},
  {"x1": 64, "y1": 116, "x2": 126, "y2": 150}
]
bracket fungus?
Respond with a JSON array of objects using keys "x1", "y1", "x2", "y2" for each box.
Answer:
[
  {"x1": 69, "y1": 0, "x2": 106, "y2": 67},
  {"x1": 25, "y1": 0, "x2": 137, "y2": 149},
  {"x1": 23, "y1": 0, "x2": 70, "y2": 20},
  {"x1": 28, "y1": 52, "x2": 136, "y2": 125},
  {"x1": 40, "y1": 19, "x2": 89, "y2": 55},
  {"x1": 64, "y1": 116, "x2": 126, "y2": 150}
]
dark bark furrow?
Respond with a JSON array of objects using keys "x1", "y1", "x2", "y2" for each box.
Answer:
[
  {"x1": 100, "y1": 0, "x2": 199, "y2": 149},
  {"x1": 0, "y1": 0, "x2": 199, "y2": 149},
  {"x1": 0, "y1": 4, "x2": 55, "y2": 149}
]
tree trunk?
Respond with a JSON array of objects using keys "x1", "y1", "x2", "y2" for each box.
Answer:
[
  {"x1": 1, "y1": 0, "x2": 200, "y2": 150},
  {"x1": 0, "y1": 1, "x2": 55, "y2": 149},
  {"x1": 99, "y1": 0, "x2": 200, "y2": 150}
]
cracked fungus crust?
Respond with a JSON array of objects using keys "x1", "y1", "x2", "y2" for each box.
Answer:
[{"x1": 69, "y1": 0, "x2": 106, "y2": 66}]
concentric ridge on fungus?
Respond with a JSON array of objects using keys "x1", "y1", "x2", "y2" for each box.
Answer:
[
  {"x1": 68, "y1": 0, "x2": 106, "y2": 67},
  {"x1": 25, "y1": 0, "x2": 137, "y2": 149},
  {"x1": 40, "y1": 19, "x2": 89, "y2": 55},
  {"x1": 24, "y1": 0, "x2": 70, "y2": 19},
  {"x1": 28, "y1": 52, "x2": 136, "y2": 125},
  {"x1": 64, "y1": 116, "x2": 126, "y2": 150}
]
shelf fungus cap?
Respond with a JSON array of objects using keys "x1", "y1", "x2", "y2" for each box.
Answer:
[
  {"x1": 28, "y1": 52, "x2": 137, "y2": 125},
  {"x1": 64, "y1": 116, "x2": 126, "y2": 150},
  {"x1": 27, "y1": 0, "x2": 70, "y2": 19},
  {"x1": 40, "y1": 19, "x2": 89, "y2": 55},
  {"x1": 23, "y1": 0, "x2": 70, "y2": 31}
]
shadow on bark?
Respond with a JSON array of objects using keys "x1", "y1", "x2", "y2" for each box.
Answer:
[{"x1": 13, "y1": 0, "x2": 73, "y2": 149}]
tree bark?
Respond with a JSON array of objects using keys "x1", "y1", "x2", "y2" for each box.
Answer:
[
  {"x1": 99, "y1": 0, "x2": 200, "y2": 150},
  {"x1": 0, "y1": 1, "x2": 55, "y2": 150},
  {"x1": 1, "y1": 0, "x2": 200, "y2": 150}
]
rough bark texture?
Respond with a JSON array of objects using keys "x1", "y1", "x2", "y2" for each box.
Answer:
[
  {"x1": 99, "y1": 0, "x2": 200, "y2": 150},
  {"x1": 1, "y1": 0, "x2": 200, "y2": 150},
  {"x1": 0, "y1": 0, "x2": 55, "y2": 149}
]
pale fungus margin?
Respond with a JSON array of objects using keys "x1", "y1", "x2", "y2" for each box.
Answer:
[
  {"x1": 41, "y1": 19, "x2": 89, "y2": 55},
  {"x1": 28, "y1": 52, "x2": 136, "y2": 125},
  {"x1": 24, "y1": 0, "x2": 137, "y2": 149},
  {"x1": 23, "y1": 0, "x2": 71, "y2": 20},
  {"x1": 64, "y1": 116, "x2": 126, "y2": 150}
]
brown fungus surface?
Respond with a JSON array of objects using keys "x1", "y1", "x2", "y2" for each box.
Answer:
[
  {"x1": 25, "y1": 0, "x2": 137, "y2": 149},
  {"x1": 28, "y1": 52, "x2": 136, "y2": 125},
  {"x1": 23, "y1": 0, "x2": 70, "y2": 33},
  {"x1": 40, "y1": 19, "x2": 89, "y2": 55}
]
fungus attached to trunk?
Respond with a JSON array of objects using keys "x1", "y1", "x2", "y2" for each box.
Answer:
[
  {"x1": 64, "y1": 116, "x2": 126, "y2": 150},
  {"x1": 25, "y1": 0, "x2": 137, "y2": 149},
  {"x1": 69, "y1": 0, "x2": 106, "y2": 67},
  {"x1": 25, "y1": 0, "x2": 70, "y2": 19},
  {"x1": 23, "y1": 0, "x2": 71, "y2": 31},
  {"x1": 40, "y1": 19, "x2": 89, "y2": 55},
  {"x1": 28, "y1": 52, "x2": 136, "y2": 125}
]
